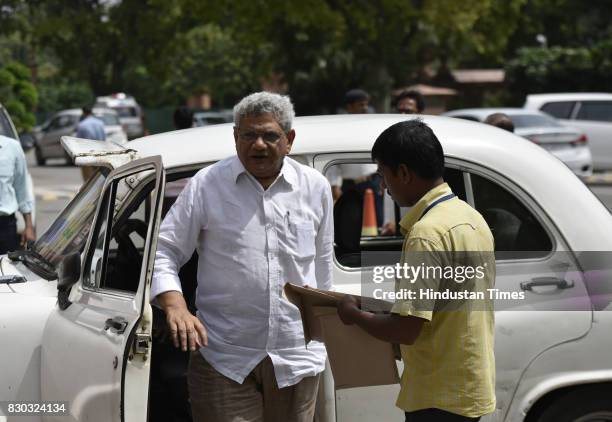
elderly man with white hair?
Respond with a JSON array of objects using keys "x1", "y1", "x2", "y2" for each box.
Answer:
[{"x1": 151, "y1": 92, "x2": 333, "y2": 421}]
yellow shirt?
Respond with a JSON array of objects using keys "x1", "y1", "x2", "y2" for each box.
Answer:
[{"x1": 391, "y1": 183, "x2": 496, "y2": 417}]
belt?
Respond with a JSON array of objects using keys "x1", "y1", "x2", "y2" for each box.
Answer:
[{"x1": 0, "y1": 214, "x2": 16, "y2": 224}]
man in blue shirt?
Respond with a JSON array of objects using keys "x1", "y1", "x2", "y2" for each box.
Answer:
[
  {"x1": 76, "y1": 106, "x2": 106, "y2": 181},
  {"x1": 0, "y1": 135, "x2": 35, "y2": 254},
  {"x1": 76, "y1": 106, "x2": 106, "y2": 141}
]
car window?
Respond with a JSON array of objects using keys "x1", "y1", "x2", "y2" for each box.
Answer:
[
  {"x1": 96, "y1": 112, "x2": 120, "y2": 126},
  {"x1": 471, "y1": 173, "x2": 552, "y2": 258},
  {"x1": 575, "y1": 101, "x2": 612, "y2": 122},
  {"x1": 84, "y1": 169, "x2": 154, "y2": 293},
  {"x1": 48, "y1": 117, "x2": 62, "y2": 130},
  {"x1": 328, "y1": 162, "x2": 466, "y2": 268},
  {"x1": 35, "y1": 171, "x2": 108, "y2": 266},
  {"x1": 510, "y1": 114, "x2": 561, "y2": 128},
  {"x1": 0, "y1": 108, "x2": 17, "y2": 139},
  {"x1": 114, "y1": 106, "x2": 138, "y2": 118},
  {"x1": 541, "y1": 101, "x2": 575, "y2": 119}
]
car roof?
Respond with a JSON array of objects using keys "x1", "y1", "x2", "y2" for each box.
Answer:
[
  {"x1": 526, "y1": 93, "x2": 612, "y2": 104},
  {"x1": 127, "y1": 114, "x2": 611, "y2": 251},
  {"x1": 443, "y1": 108, "x2": 551, "y2": 120},
  {"x1": 55, "y1": 108, "x2": 118, "y2": 117}
]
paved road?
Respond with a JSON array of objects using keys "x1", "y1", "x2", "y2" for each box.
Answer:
[{"x1": 27, "y1": 150, "x2": 612, "y2": 235}]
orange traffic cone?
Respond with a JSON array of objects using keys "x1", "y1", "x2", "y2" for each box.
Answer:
[{"x1": 361, "y1": 188, "x2": 378, "y2": 236}]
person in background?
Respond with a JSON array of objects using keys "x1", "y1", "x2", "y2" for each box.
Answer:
[
  {"x1": 76, "y1": 105, "x2": 106, "y2": 181},
  {"x1": 338, "y1": 120, "x2": 496, "y2": 422},
  {"x1": 173, "y1": 106, "x2": 194, "y2": 130},
  {"x1": 0, "y1": 134, "x2": 35, "y2": 253},
  {"x1": 152, "y1": 92, "x2": 333, "y2": 422},
  {"x1": 344, "y1": 88, "x2": 371, "y2": 114},
  {"x1": 484, "y1": 113, "x2": 514, "y2": 133},
  {"x1": 394, "y1": 90, "x2": 425, "y2": 114}
]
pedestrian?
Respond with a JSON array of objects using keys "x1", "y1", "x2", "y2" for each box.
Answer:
[
  {"x1": 344, "y1": 88, "x2": 371, "y2": 114},
  {"x1": 0, "y1": 134, "x2": 35, "y2": 254},
  {"x1": 173, "y1": 106, "x2": 194, "y2": 130},
  {"x1": 484, "y1": 113, "x2": 514, "y2": 132},
  {"x1": 337, "y1": 119, "x2": 496, "y2": 422},
  {"x1": 394, "y1": 90, "x2": 425, "y2": 114},
  {"x1": 76, "y1": 105, "x2": 106, "y2": 181},
  {"x1": 151, "y1": 91, "x2": 333, "y2": 422}
]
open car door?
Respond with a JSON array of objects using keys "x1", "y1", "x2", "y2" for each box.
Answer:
[
  {"x1": 40, "y1": 156, "x2": 165, "y2": 422},
  {"x1": 61, "y1": 135, "x2": 139, "y2": 169}
]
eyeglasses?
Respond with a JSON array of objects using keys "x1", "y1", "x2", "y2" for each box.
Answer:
[{"x1": 238, "y1": 131, "x2": 284, "y2": 144}]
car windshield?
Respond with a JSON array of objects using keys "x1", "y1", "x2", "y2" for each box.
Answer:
[
  {"x1": 96, "y1": 113, "x2": 120, "y2": 126},
  {"x1": 511, "y1": 114, "x2": 561, "y2": 128},
  {"x1": 114, "y1": 106, "x2": 138, "y2": 118},
  {"x1": 34, "y1": 171, "x2": 107, "y2": 266},
  {"x1": 0, "y1": 108, "x2": 17, "y2": 139}
]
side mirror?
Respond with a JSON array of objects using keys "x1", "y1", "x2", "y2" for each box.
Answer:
[{"x1": 57, "y1": 251, "x2": 81, "y2": 310}]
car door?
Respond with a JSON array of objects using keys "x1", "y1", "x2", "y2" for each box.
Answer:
[
  {"x1": 40, "y1": 156, "x2": 165, "y2": 422},
  {"x1": 313, "y1": 153, "x2": 591, "y2": 422},
  {"x1": 41, "y1": 114, "x2": 73, "y2": 157}
]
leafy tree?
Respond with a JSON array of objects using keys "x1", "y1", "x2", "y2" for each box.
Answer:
[{"x1": 0, "y1": 61, "x2": 38, "y2": 131}]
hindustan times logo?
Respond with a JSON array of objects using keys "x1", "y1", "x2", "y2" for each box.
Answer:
[{"x1": 372, "y1": 263, "x2": 488, "y2": 284}]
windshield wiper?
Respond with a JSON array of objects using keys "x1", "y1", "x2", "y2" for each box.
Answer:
[{"x1": 8, "y1": 249, "x2": 58, "y2": 280}]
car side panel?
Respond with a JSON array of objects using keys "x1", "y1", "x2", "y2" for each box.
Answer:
[{"x1": 559, "y1": 118, "x2": 612, "y2": 170}]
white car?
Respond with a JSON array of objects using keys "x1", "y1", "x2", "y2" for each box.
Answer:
[
  {"x1": 1, "y1": 115, "x2": 611, "y2": 422},
  {"x1": 95, "y1": 93, "x2": 144, "y2": 139},
  {"x1": 443, "y1": 108, "x2": 593, "y2": 178},
  {"x1": 524, "y1": 93, "x2": 612, "y2": 171}
]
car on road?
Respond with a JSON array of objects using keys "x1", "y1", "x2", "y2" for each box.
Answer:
[
  {"x1": 524, "y1": 93, "x2": 612, "y2": 171},
  {"x1": 192, "y1": 110, "x2": 233, "y2": 127},
  {"x1": 32, "y1": 107, "x2": 128, "y2": 165},
  {"x1": 1, "y1": 115, "x2": 611, "y2": 422},
  {"x1": 443, "y1": 108, "x2": 593, "y2": 178},
  {"x1": 95, "y1": 93, "x2": 145, "y2": 139}
]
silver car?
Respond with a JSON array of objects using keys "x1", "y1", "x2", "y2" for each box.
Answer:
[
  {"x1": 443, "y1": 108, "x2": 593, "y2": 178},
  {"x1": 524, "y1": 93, "x2": 612, "y2": 171},
  {"x1": 33, "y1": 108, "x2": 128, "y2": 165}
]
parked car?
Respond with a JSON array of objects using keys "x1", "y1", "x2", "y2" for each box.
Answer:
[
  {"x1": 1, "y1": 115, "x2": 611, "y2": 422},
  {"x1": 443, "y1": 108, "x2": 593, "y2": 178},
  {"x1": 0, "y1": 102, "x2": 36, "y2": 242},
  {"x1": 95, "y1": 93, "x2": 144, "y2": 139},
  {"x1": 192, "y1": 110, "x2": 233, "y2": 127},
  {"x1": 523, "y1": 93, "x2": 612, "y2": 171},
  {"x1": 32, "y1": 107, "x2": 128, "y2": 165}
]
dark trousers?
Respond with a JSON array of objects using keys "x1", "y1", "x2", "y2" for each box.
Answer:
[
  {"x1": 405, "y1": 408, "x2": 481, "y2": 422},
  {"x1": 0, "y1": 214, "x2": 18, "y2": 255}
]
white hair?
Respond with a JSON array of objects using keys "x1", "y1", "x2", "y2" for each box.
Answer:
[{"x1": 233, "y1": 92, "x2": 295, "y2": 133}]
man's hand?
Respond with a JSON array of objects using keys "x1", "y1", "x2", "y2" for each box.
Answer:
[
  {"x1": 21, "y1": 213, "x2": 35, "y2": 247},
  {"x1": 337, "y1": 294, "x2": 361, "y2": 325},
  {"x1": 158, "y1": 291, "x2": 208, "y2": 352}
]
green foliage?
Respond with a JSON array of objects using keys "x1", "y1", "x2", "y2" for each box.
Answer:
[
  {"x1": 0, "y1": 61, "x2": 38, "y2": 131},
  {"x1": 506, "y1": 43, "x2": 612, "y2": 103}
]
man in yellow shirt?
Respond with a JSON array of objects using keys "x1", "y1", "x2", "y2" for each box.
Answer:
[{"x1": 338, "y1": 120, "x2": 496, "y2": 422}]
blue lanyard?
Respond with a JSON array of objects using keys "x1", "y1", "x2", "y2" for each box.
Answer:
[{"x1": 419, "y1": 193, "x2": 456, "y2": 221}]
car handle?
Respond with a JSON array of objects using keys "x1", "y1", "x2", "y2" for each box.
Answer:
[
  {"x1": 105, "y1": 317, "x2": 128, "y2": 334},
  {"x1": 520, "y1": 277, "x2": 574, "y2": 291}
]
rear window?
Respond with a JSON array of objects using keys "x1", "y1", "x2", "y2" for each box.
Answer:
[
  {"x1": 113, "y1": 107, "x2": 138, "y2": 118},
  {"x1": 575, "y1": 101, "x2": 612, "y2": 122},
  {"x1": 541, "y1": 101, "x2": 575, "y2": 119},
  {"x1": 510, "y1": 114, "x2": 561, "y2": 128},
  {"x1": 96, "y1": 113, "x2": 120, "y2": 126}
]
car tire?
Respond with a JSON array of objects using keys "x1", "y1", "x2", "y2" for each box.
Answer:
[
  {"x1": 35, "y1": 146, "x2": 46, "y2": 166},
  {"x1": 537, "y1": 387, "x2": 612, "y2": 422}
]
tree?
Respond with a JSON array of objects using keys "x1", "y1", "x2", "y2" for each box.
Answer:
[{"x1": 0, "y1": 61, "x2": 38, "y2": 131}]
